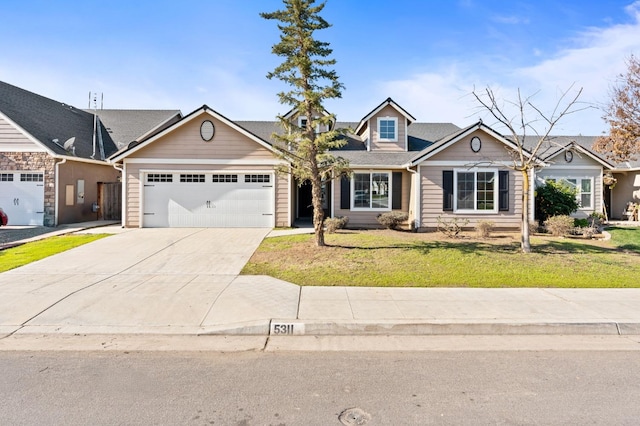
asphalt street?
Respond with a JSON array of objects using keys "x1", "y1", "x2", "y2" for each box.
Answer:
[{"x1": 2, "y1": 350, "x2": 640, "y2": 425}]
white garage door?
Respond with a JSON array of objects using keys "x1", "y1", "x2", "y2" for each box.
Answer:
[
  {"x1": 142, "y1": 172, "x2": 274, "y2": 228},
  {"x1": 0, "y1": 172, "x2": 45, "y2": 225}
]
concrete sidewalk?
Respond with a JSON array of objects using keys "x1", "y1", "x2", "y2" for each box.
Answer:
[{"x1": 0, "y1": 222, "x2": 639, "y2": 345}]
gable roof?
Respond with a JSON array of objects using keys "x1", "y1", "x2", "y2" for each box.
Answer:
[
  {"x1": 0, "y1": 80, "x2": 118, "y2": 160},
  {"x1": 539, "y1": 138, "x2": 614, "y2": 169},
  {"x1": 111, "y1": 105, "x2": 279, "y2": 162},
  {"x1": 408, "y1": 121, "x2": 541, "y2": 166},
  {"x1": 354, "y1": 97, "x2": 417, "y2": 135},
  {"x1": 89, "y1": 109, "x2": 181, "y2": 150}
]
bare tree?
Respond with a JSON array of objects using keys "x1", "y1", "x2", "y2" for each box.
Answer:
[
  {"x1": 593, "y1": 54, "x2": 640, "y2": 163},
  {"x1": 472, "y1": 86, "x2": 585, "y2": 253}
]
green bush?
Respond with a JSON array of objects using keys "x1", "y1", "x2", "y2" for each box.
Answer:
[
  {"x1": 544, "y1": 215, "x2": 575, "y2": 236},
  {"x1": 535, "y1": 181, "x2": 579, "y2": 222},
  {"x1": 325, "y1": 216, "x2": 349, "y2": 233},
  {"x1": 574, "y1": 218, "x2": 589, "y2": 228},
  {"x1": 376, "y1": 212, "x2": 408, "y2": 230}
]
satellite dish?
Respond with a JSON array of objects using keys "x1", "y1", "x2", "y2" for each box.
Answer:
[{"x1": 63, "y1": 137, "x2": 76, "y2": 150}]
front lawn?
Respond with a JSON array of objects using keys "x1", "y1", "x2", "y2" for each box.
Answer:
[
  {"x1": 0, "y1": 234, "x2": 109, "y2": 273},
  {"x1": 241, "y1": 229, "x2": 640, "y2": 287}
]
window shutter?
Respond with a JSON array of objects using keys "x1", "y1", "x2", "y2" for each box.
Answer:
[
  {"x1": 340, "y1": 176, "x2": 350, "y2": 210},
  {"x1": 392, "y1": 172, "x2": 402, "y2": 210},
  {"x1": 443, "y1": 170, "x2": 453, "y2": 211},
  {"x1": 499, "y1": 170, "x2": 509, "y2": 211}
]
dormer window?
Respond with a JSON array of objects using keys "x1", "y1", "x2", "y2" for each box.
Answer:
[
  {"x1": 298, "y1": 116, "x2": 321, "y2": 133},
  {"x1": 378, "y1": 117, "x2": 397, "y2": 141}
]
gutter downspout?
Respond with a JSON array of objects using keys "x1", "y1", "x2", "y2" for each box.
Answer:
[
  {"x1": 406, "y1": 165, "x2": 419, "y2": 230},
  {"x1": 54, "y1": 157, "x2": 67, "y2": 226},
  {"x1": 111, "y1": 162, "x2": 125, "y2": 227}
]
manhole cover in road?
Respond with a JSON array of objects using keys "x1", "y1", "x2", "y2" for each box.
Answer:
[{"x1": 338, "y1": 407, "x2": 371, "y2": 425}]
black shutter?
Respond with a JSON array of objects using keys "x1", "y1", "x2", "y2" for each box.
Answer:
[
  {"x1": 340, "y1": 176, "x2": 350, "y2": 209},
  {"x1": 499, "y1": 170, "x2": 509, "y2": 211},
  {"x1": 443, "y1": 170, "x2": 453, "y2": 211},
  {"x1": 392, "y1": 172, "x2": 402, "y2": 210}
]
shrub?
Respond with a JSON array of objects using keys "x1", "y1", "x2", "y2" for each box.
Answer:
[
  {"x1": 325, "y1": 216, "x2": 349, "y2": 233},
  {"x1": 544, "y1": 215, "x2": 574, "y2": 236},
  {"x1": 376, "y1": 212, "x2": 408, "y2": 230},
  {"x1": 529, "y1": 220, "x2": 542, "y2": 234},
  {"x1": 574, "y1": 218, "x2": 589, "y2": 228},
  {"x1": 436, "y1": 216, "x2": 469, "y2": 238},
  {"x1": 475, "y1": 221, "x2": 495, "y2": 238},
  {"x1": 535, "y1": 181, "x2": 579, "y2": 222}
]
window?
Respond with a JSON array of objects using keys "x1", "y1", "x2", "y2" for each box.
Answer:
[
  {"x1": 298, "y1": 116, "x2": 320, "y2": 133},
  {"x1": 377, "y1": 117, "x2": 397, "y2": 141},
  {"x1": 180, "y1": 174, "x2": 205, "y2": 183},
  {"x1": 546, "y1": 177, "x2": 593, "y2": 209},
  {"x1": 212, "y1": 174, "x2": 238, "y2": 183},
  {"x1": 147, "y1": 174, "x2": 173, "y2": 183},
  {"x1": 352, "y1": 172, "x2": 390, "y2": 209},
  {"x1": 20, "y1": 173, "x2": 43, "y2": 182},
  {"x1": 443, "y1": 170, "x2": 508, "y2": 213},
  {"x1": 245, "y1": 174, "x2": 271, "y2": 183},
  {"x1": 455, "y1": 169, "x2": 497, "y2": 212},
  {"x1": 0, "y1": 173, "x2": 13, "y2": 181}
]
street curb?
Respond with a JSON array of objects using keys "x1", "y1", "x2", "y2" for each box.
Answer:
[{"x1": 268, "y1": 320, "x2": 640, "y2": 336}]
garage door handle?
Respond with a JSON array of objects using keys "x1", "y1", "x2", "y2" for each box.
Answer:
[
  {"x1": 143, "y1": 213, "x2": 155, "y2": 215},
  {"x1": 262, "y1": 213, "x2": 273, "y2": 216},
  {"x1": 14, "y1": 198, "x2": 19, "y2": 206}
]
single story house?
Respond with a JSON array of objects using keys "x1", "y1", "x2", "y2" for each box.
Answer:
[
  {"x1": 0, "y1": 80, "x2": 180, "y2": 226},
  {"x1": 3, "y1": 81, "x2": 638, "y2": 228}
]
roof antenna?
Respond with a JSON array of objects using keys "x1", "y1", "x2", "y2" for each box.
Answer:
[{"x1": 90, "y1": 92, "x2": 99, "y2": 159}]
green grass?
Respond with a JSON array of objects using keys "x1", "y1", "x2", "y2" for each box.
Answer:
[
  {"x1": 242, "y1": 229, "x2": 640, "y2": 287},
  {"x1": 607, "y1": 227, "x2": 640, "y2": 252},
  {"x1": 0, "y1": 234, "x2": 109, "y2": 273}
]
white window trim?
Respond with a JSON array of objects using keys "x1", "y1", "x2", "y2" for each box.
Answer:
[
  {"x1": 351, "y1": 171, "x2": 392, "y2": 211},
  {"x1": 377, "y1": 117, "x2": 398, "y2": 142},
  {"x1": 298, "y1": 116, "x2": 321, "y2": 133},
  {"x1": 453, "y1": 168, "x2": 499, "y2": 214},
  {"x1": 546, "y1": 176, "x2": 594, "y2": 210}
]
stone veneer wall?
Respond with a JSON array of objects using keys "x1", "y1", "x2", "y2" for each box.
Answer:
[{"x1": 1, "y1": 152, "x2": 58, "y2": 226}]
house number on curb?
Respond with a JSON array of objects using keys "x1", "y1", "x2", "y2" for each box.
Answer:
[{"x1": 270, "y1": 322, "x2": 304, "y2": 335}]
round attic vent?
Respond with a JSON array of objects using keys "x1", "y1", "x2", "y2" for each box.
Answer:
[{"x1": 200, "y1": 120, "x2": 215, "y2": 141}]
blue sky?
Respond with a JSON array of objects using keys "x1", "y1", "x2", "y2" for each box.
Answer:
[{"x1": 2, "y1": 0, "x2": 640, "y2": 135}]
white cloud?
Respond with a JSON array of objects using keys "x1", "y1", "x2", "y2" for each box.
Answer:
[{"x1": 375, "y1": 2, "x2": 640, "y2": 135}]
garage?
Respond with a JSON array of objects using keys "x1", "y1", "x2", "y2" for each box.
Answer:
[
  {"x1": 142, "y1": 172, "x2": 274, "y2": 228},
  {"x1": 0, "y1": 171, "x2": 45, "y2": 225}
]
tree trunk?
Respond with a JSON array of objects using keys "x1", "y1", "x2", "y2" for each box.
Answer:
[
  {"x1": 521, "y1": 169, "x2": 531, "y2": 253},
  {"x1": 308, "y1": 141, "x2": 325, "y2": 247}
]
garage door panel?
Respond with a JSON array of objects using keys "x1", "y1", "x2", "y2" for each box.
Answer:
[
  {"x1": 143, "y1": 173, "x2": 274, "y2": 228},
  {"x1": 0, "y1": 172, "x2": 44, "y2": 225}
]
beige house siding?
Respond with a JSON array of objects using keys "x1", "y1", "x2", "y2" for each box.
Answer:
[
  {"x1": 610, "y1": 172, "x2": 640, "y2": 219},
  {"x1": 537, "y1": 167, "x2": 603, "y2": 219},
  {"x1": 332, "y1": 169, "x2": 411, "y2": 228},
  {"x1": 123, "y1": 163, "x2": 287, "y2": 228},
  {"x1": 429, "y1": 130, "x2": 511, "y2": 162},
  {"x1": 369, "y1": 105, "x2": 407, "y2": 152},
  {"x1": 419, "y1": 166, "x2": 523, "y2": 230},
  {"x1": 0, "y1": 115, "x2": 45, "y2": 152},
  {"x1": 129, "y1": 114, "x2": 275, "y2": 160},
  {"x1": 275, "y1": 173, "x2": 290, "y2": 227}
]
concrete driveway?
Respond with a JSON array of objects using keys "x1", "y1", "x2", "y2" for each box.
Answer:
[{"x1": 0, "y1": 228, "x2": 300, "y2": 337}]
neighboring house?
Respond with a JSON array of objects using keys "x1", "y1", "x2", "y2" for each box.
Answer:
[
  {"x1": 0, "y1": 80, "x2": 179, "y2": 226},
  {"x1": 0, "y1": 81, "x2": 120, "y2": 226},
  {"x1": 4, "y1": 80, "x2": 639, "y2": 228}
]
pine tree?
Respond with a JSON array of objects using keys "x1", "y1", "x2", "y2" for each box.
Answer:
[{"x1": 261, "y1": 0, "x2": 349, "y2": 247}]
